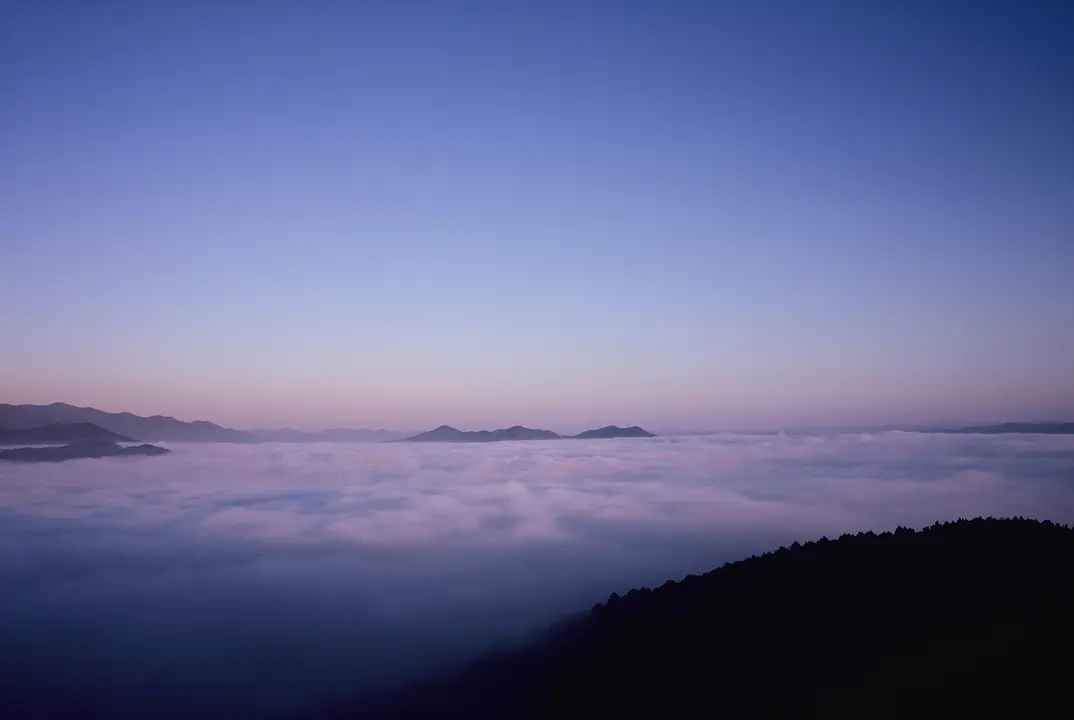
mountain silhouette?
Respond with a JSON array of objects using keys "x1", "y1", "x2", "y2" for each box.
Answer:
[
  {"x1": 343, "y1": 517, "x2": 1074, "y2": 719},
  {"x1": 926, "y1": 421, "x2": 1074, "y2": 434},
  {"x1": 249, "y1": 427, "x2": 406, "y2": 443},
  {"x1": 0, "y1": 440, "x2": 171, "y2": 462},
  {"x1": 400, "y1": 425, "x2": 562, "y2": 443},
  {"x1": 569, "y1": 425, "x2": 655, "y2": 439},
  {"x1": 0, "y1": 422, "x2": 134, "y2": 445},
  {"x1": 0, "y1": 403, "x2": 254, "y2": 443},
  {"x1": 397, "y1": 425, "x2": 655, "y2": 443}
]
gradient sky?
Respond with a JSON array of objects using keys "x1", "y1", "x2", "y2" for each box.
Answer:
[{"x1": 2, "y1": 0, "x2": 1072, "y2": 432}]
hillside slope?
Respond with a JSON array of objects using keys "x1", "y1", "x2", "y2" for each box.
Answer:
[{"x1": 346, "y1": 517, "x2": 1074, "y2": 719}]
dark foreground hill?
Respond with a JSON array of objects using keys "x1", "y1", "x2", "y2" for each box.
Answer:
[
  {"x1": 341, "y1": 517, "x2": 1074, "y2": 719},
  {"x1": 0, "y1": 422, "x2": 134, "y2": 445},
  {"x1": 0, "y1": 403, "x2": 254, "y2": 443},
  {"x1": 399, "y1": 425, "x2": 655, "y2": 442},
  {"x1": 0, "y1": 440, "x2": 171, "y2": 462}
]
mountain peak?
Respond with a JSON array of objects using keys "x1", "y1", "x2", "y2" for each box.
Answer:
[
  {"x1": 571, "y1": 425, "x2": 655, "y2": 440},
  {"x1": 398, "y1": 424, "x2": 654, "y2": 443}
]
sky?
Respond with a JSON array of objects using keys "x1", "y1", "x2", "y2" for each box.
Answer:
[
  {"x1": 2, "y1": 0, "x2": 1072, "y2": 431},
  {"x1": 2, "y1": 431, "x2": 1073, "y2": 716}
]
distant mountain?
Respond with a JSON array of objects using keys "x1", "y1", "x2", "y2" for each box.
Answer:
[
  {"x1": 0, "y1": 422, "x2": 134, "y2": 446},
  {"x1": 0, "y1": 440, "x2": 171, "y2": 463},
  {"x1": 399, "y1": 425, "x2": 562, "y2": 443},
  {"x1": 398, "y1": 425, "x2": 655, "y2": 443},
  {"x1": 926, "y1": 422, "x2": 1074, "y2": 435},
  {"x1": 0, "y1": 403, "x2": 254, "y2": 443},
  {"x1": 249, "y1": 427, "x2": 406, "y2": 443},
  {"x1": 570, "y1": 425, "x2": 655, "y2": 439}
]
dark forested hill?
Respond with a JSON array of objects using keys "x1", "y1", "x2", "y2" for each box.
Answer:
[
  {"x1": 342, "y1": 517, "x2": 1074, "y2": 719},
  {"x1": 0, "y1": 440, "x2": 171, "y2": 462}
]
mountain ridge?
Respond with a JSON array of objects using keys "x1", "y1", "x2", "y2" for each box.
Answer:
[
  {"x1": 0, "y1": 422, "x2": 135, "y2": 446},
  {"x1": 0, "y1": 403, "x2": 254, "y2": 443},
  {"x1": 248, "y1": 427, "x2": 406, "y2": 443},
  {"x1": 397, "y1": 425, "x2": 655, "y2": 443},
  {"x1": 0, "y1": 440, "x2": 171, "y2": 462},
  {"x1": 924, "y1": 421, "x2": 1074, "y2": 435}
]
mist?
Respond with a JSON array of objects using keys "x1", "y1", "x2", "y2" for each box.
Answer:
[{"x1": 2, "y1": 432, "x2": 1073, "y2": 717}]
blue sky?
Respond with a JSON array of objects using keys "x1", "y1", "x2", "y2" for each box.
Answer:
[{"x1": 2, "y1": 0, "x2": 1072, "y2": 431}]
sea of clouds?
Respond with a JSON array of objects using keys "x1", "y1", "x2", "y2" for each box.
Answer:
[{"x1": 2, "y1": 431, "x2": 1073, "y2": 717}]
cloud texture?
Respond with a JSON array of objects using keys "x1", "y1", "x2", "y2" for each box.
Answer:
[{"x1": 2, "y1": 432, "x2": 1073, "y2": 716}]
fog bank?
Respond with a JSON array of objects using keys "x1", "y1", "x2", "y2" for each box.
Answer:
[{"x1": 2, "y1": 432, "x2": 1072, "y2": 717}]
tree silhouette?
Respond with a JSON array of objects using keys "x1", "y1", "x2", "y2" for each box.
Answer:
[{"x1": 337, "y1": 517, "x2": 1074, "y2": 719}]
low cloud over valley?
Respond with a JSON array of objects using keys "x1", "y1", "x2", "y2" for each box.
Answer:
[{"x1": 2, "y1": 432, "x2": 1072, "y2": 717}]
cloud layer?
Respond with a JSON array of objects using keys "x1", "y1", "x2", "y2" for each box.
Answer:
[{"x1": 2, "y1": 432, "x2": 1073, "y2": 716}]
